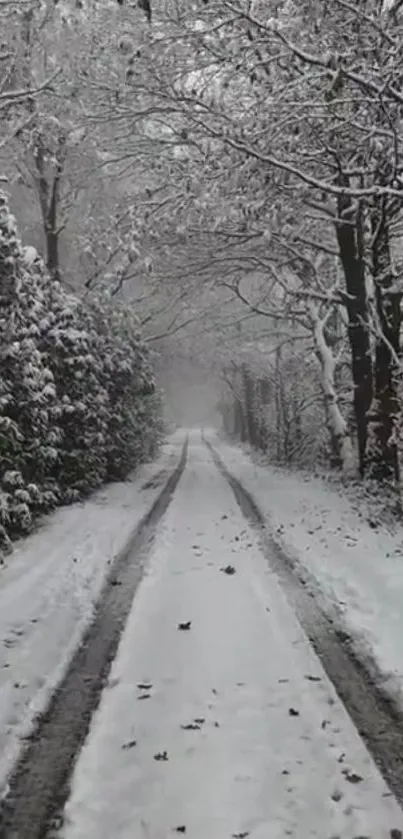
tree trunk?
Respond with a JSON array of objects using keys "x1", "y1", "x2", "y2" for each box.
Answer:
[
  {"x1": 310, "y1": 303, "x2": 356, "y2": 476},
  {"x1": 34, "y1": 135, "x2": 65, "y2": 283},
  {"x1": 258, "y1": 376, "x2": 270, "y2": 451},
  {"x1": 274, "y1": 346, "x2": 283, "y2": 460},
  {"x1": 20, "y1": 8, "x2": 64, "y2": 284},
  {"x1": 237, "y1": 396, "x2": 247, "y2": 442},
  {"x1": 45, "y1": 179, "x2": 61, "y2": 282},
  {"x1": 366, "y1": 203, "x2": 401, "y2": 482},
  {"x1": 242, "y1": 364, "x2": 256, "y2": 446},
  {"x1": 335, "y1": 182, "x2": 372, "y2": 476}
]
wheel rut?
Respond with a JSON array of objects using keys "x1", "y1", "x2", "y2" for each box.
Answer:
[
  {"x1": 0, "y1": 440, "x2": 188, "y2": 839},
  {"x1": 207, "y1": 438, "x2": 403, "y2": 807}
]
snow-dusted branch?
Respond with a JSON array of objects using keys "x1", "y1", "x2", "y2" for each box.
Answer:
[{"x1": 0, "y1": 70, "x2": 60, "y2": 108}]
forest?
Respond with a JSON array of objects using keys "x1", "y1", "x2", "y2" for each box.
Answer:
[{"x1": 2, "y1": 0, "x2": 403, "y2": 547}]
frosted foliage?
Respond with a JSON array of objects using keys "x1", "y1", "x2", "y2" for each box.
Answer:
[{"x1": 0, "y1": 191, "x2": 161, "y2": 551}]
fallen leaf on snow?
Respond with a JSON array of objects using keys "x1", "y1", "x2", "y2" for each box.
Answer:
[
  {"x1": 343, "y1": 770, "x2": 363, "y2": 784},
  {"x1": 154, "y1": 751, "x2": 168, "y2": 761},
  {"x1": 122, "y1": 739, "x2": 137, "y2": 750}
]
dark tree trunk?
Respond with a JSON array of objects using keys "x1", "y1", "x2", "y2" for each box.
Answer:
[
  {"x1": 335, "y1": 183, "x2": 372, "y2": 476},
  {"x1": 293, "y1": 395, "x2": 302, "y2": 454},
  {"x1": 257, "y1": 376, "x2": 270, "y2": 451},
  {"x1": 35, "y1": 134, "x2": 65, "y2": 284},
  {"x1": 221, "y1": 366, "x2": 247, "y2": 442},
  {"x1": 274, "y1": 346, "x2": 283, "y2": 460},
  {"x1": 242, "y1": 365, "x2": 257, "y2": 446},
  {"x1": 45, "y1": 176, "x2": 61, "y2": 282},
  {"x1": 367, "y1": 203, "x2": 401, "y2": 482},
  {"x1": 236, "y1": 396, "x2": 247, "y2": 442},
  {"x1": 232, "y1": 396, "x2": 240, "y2": 436},
  {"x1": 21, "y1": 8, "x2": 64, "y2": 284},
  {"x1": 220, "y1": 402, "x2": 232, "y2": 436}
]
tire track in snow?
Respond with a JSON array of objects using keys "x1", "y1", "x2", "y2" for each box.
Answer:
[
  {"x1": 207, "y1": 438, "x2": 403, "y2": 807},
  {"x1": 0, "y1": 439, "x2": 188, "y2": 839}
]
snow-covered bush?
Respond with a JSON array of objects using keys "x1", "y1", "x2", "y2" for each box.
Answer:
[
  {"x1": 0, "y1": 190, "x2": 161, "y2": 550},
  {"x1": 38, "y1": 286, "x2": 109, "y2": 498},
  {"x1": 0, "y1": 192, "x2": 60, "y2": 542},
  {"x1": 91, "y1": 295, "x2": 161, "y2": 480}
]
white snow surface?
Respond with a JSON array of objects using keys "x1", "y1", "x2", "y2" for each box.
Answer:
[
  {"x1": 211, "y1": 433, "x2": 403, "y2": 709},
  {"x1": 61, "y1": 433, "x2": 403, "y2": 839},
  {"x1": 0, "y1": 434, "x2": 183, "y2": 793}
]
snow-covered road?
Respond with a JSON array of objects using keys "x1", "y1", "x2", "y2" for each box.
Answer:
[
  {"x1": 0, "y1": 435, "x2": 183, "y2": 793},
  {"x1": 61, "y1": 433, "x2": 403, "y2": 839}
]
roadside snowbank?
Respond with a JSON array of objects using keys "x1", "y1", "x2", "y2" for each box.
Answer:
[
  {"x1": 0, "y1": 434, "x2": 183, "y2": 793},
  {"x1": 61, "y1": 437, "x2": 403, "y2": 839},
  {"x1": 212, "y1": 434, "x2": 403, "y2": 709}
]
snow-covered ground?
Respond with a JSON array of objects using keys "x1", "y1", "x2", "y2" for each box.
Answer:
[
  {"x1": 61, "y1": 436, "x2": 403, "y2": 838},
  {"x1": 0, "y1": 434, "x2": 183, "y2": 794},
  {"x1": 212, "y1": 433, "x2": 403, "y2": 710}
]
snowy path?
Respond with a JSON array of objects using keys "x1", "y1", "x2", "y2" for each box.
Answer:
[
  {"x1": 61, "y1": 434, "x2": 403, "y2": 839},
  {"x1": 0, "y1": 435, "x2": 183, "y2": 793},
  {"x1": 210, "y1": 433, "x2": 403, "y2": 710}
]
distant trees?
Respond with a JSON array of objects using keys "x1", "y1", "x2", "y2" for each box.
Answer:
[{"x1": 220, "y1": 347, "x2": 331, "y2": 472}]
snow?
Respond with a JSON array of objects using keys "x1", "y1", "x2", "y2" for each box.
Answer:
[
  {"x1": 211, "y1": 433, "x2": 403, "y2": 710},
  {"x1": 61, "y1": 434, "x2": 403, "y2": 839},
  {"x1": 22, "y1": 246, "x2": 39, "y2": 267},
  {"x1": 0, "y1": 434, "x2": 183, "y2": 794}
]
